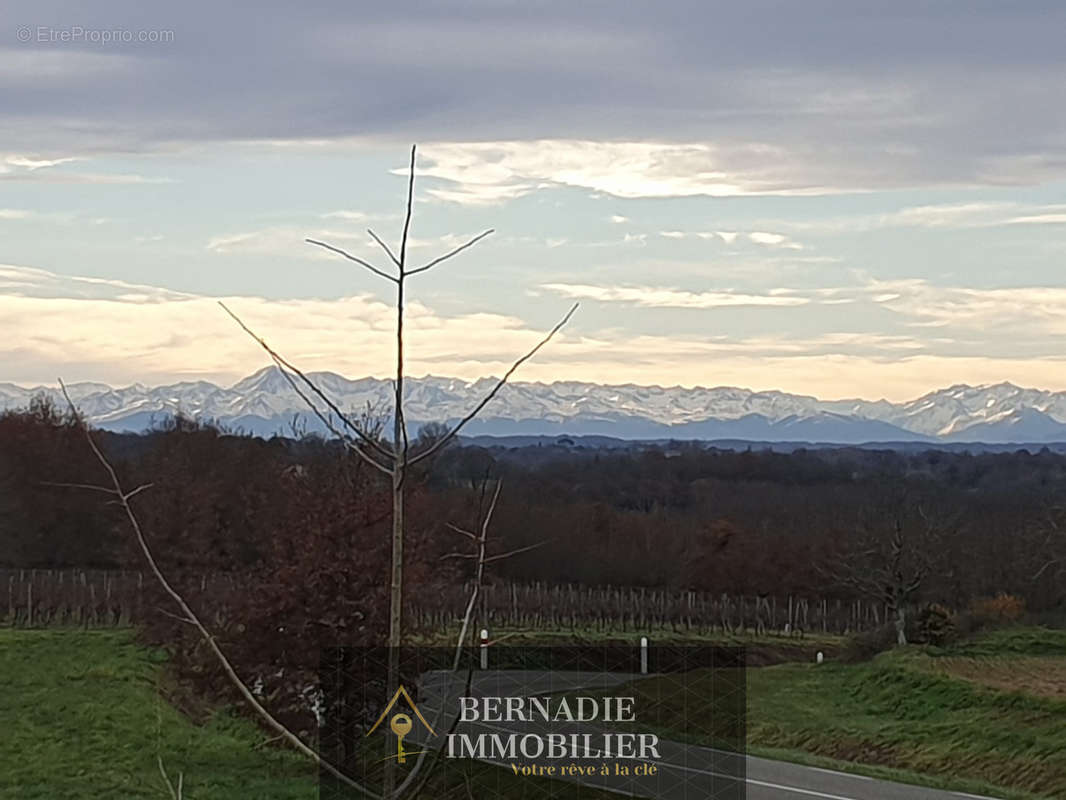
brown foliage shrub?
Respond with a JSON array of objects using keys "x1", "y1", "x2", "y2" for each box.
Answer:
[
  {"x1": 970, "y1": 592, "x2": 1026, "y2": 627},
  {"x1": 136, "y1": 450, "x2": 462, "y2": 736}
]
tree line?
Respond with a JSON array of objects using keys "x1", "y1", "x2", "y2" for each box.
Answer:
[{"x1": 4, "y1": 400, "x2": 1064, "y2": 617}]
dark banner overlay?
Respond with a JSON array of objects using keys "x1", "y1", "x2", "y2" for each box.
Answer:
[{"x1": 319, "y1": 645, "x2": 746, "y2": 799}]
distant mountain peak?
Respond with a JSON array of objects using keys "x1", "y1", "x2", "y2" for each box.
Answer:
[{"x1": 2, "y1": 371, "x2": 1065, "y2": 444}]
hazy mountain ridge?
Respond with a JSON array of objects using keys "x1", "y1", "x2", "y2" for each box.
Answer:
[{"x1": 4, "y1": 367, "x2": 1066, "y2": 443}]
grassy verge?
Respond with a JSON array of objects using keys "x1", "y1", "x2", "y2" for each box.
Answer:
[{"x1": 618, "y1": 627, "x2": 1066, "y2": 800}]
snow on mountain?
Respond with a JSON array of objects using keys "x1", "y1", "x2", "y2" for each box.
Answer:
[{"x1": 4, "y1": 367, "x2": 1066, "y2": 443}]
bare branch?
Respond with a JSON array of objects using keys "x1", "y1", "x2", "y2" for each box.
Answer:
[
  {"x1": 407, "y1": 229, "x2": 494, "y2": 277},
  {"x1": 60, "y1": 381, "x2": 380, "y2": 799},
  {"x1": 366, "y1": 228, "x2": 401, "y2": 269},
  {"x1": 410, "y1": 303, "x2": 578, "y2": 466},
  {"x1": 125, "y1": 483, "x2": 154, "y2": 501},
  {"x1": 452, "y1": 481, "x2": 501, "y2": 669},
  {"x1": 445, "y1": 523, "x2": 478, "y2": 540},
  {"x1": 40, "y1": 481, "x2": 117, "y2": 495},
  {"x1": 304, "y1": 238, "x2": 397, "y2": 283},
  {"x1": 1033, "y1": 558, "x2": 1062, "y2": 582},
  {"x1": 154, "y1": 606, "x2": 197, "y2": 626},
  {"x1": 398, "y1": 144, "x2": 416, "y2": 275},
  {"x1": 157, "y1": 756, "x2": 182, "y2": 800},
  {"x1": 219, "y1": 301, "x2": 393, "y2": 473},
  {"x1": 483, "y1": 541, "x2": 546, "y2": 564}
]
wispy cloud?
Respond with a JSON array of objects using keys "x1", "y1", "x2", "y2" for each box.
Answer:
[
  {"x1": 774, "y1": 202, "x2": 1066, "y2": 235},
  {"x1": 867, "y1": 279, "x2": 1066, "y2": 334},
  {"x1": 7, "y1": 264, "x2": 1066, "y2": 399},
  {"x1": 540, "y1": 283, "x2": 809, "y2": 309},
  {"x1": 0, "y1": 153, "x2": 168, "y2": 185},
  {"x1": 657, "y1": 229, "x2": 802, "y2": 249},
  {"x1": 415, "y1": 140, "x2": 853, "y2": 204}
]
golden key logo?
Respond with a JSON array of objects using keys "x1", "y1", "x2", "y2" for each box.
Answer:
[{"x1": 366, "y1": 685, "x2": 437, "y2": 764}]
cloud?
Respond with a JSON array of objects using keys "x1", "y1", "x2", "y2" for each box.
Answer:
[
  {"x1": 1, "y1": 3, "x2": 1065, "y2": 196},
  {"x1": 7, "y1": 264, "x2": 1066, "y2": 400},
  {"x1": 0, "y1": 152, "x2": 167, "y2": 184},
  {"x1": 1004, "y1": 212, "x2": 1066, "y2": 225},
  {"x1": 321, "y1": 210, "x2": 370, "y2": 221},
  {"x1": 4, "y1": 156, "x2": 79, "y2": 170},
  {"x1": 657, "y1": 229, "x2": 801, "y2": 248},
  {"x1": 205, "y1": 226, "x2": 365, "y2": 255},
  {"x1": 540, "y1": 283, "x2": 810, "y2": 309},
  {"x1": 867, "y1": 280, "x2": 1066, "y2": 335},
  {"x1": 774, "y1": 202, "x2": 1066, "y2": 235},
  {"x1": 415, "y1": 140, "x2": 852, "y2": 202}
]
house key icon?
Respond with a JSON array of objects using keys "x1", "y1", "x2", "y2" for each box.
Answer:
[{"x1": 390, "y1": 713, "x2": 413, "y2": 763}]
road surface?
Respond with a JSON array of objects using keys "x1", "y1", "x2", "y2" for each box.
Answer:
[{"x1": 406, "y1": 670, "x2": 1003, "y2": 800}]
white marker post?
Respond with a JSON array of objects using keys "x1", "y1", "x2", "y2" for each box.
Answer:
[
  {"x1": 816, "y1": 651, "x2": 824, "y2": 665},
  {"x1": 640, "y1": 636, "x2": 649, "y2": 675},
  {"x1": 480, "y1": 628, "x2": 489, "y2": 670}
]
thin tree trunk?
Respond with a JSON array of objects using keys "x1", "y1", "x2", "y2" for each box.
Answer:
[{"x1": 894, "y1": 604, "x2": 907, "y2": 646}]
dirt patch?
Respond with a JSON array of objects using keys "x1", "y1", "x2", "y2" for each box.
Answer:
[{"x1": 930, "y1": 655, "x2": 1066, "y2": 699}]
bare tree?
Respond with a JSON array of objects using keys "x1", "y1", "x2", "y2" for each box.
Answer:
[
  {"x1": 215, "y1": 145, "x2": 573, "y2": 796},
  {"x1": 440, "y1": 481, "x2": 545, "y2": 668},
  {"x1": 1030, "y1": 503, "x2": 1066, "y2": 604},
  {"x1": 821, "y1": 492, "x2": 951, "y2": 646},
  {"x1": 223, "y1": 145, "x2": 574, "y2": 662}
]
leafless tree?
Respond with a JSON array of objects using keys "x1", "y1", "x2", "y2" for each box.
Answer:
[
  {"x1": 1030, "y1": 503, "x2": 1066, "y2": 601},
  {"x1": 222, "y1": 146, "x2": 576, "y2": 686},
  {"x1": 821, "y1": 494, "x2": 952, "y2": 646},
  {"x1": 440, "y1": 481, "x2": 545, "y2": 668}
]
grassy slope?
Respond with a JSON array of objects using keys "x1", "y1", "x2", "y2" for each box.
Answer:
[
  {"x1": 624, "y1": 627, "x2": 1066, "y2": 800},
  {"x1": 0, "y1": 629, "x2": 317, "y2": 800}
]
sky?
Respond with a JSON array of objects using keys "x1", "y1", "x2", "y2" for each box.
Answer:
[{"x1": 2, "y1": 1, "x2": 1066, "y2": 401}]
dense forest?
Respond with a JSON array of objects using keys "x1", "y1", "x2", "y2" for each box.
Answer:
[{"x1": 3, "y1": 397, "x2": 1064, "y2": 614}]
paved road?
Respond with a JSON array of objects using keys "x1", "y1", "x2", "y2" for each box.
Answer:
[{"x1": 408, "y1": 670, "x2": 1003, "y2": 800}]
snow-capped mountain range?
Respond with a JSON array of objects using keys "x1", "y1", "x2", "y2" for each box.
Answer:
[{"x1": 5, "y1": 366, "x2": 1066, "y2": 444}]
